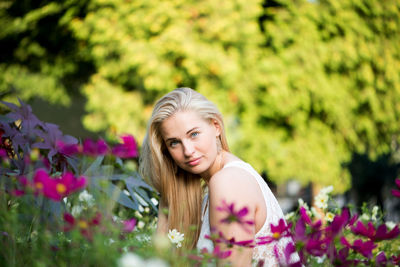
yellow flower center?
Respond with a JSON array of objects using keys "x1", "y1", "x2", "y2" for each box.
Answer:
[
  {"x1": 56, "y1": 183, "x2": 67, "y2": 194},
  {"x1": 273, "y1": 232, "x2": 280, "y2": 239},
  {"x1": 35, "y1": 182, "x2": 43, "y2": 190},
  {"x1": 78, "y1": 220, "x2": 88, "y2": 229}
]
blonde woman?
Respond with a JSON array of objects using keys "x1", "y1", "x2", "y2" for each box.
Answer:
[{"x1": 140, "y1": 88, "x2": 295, "y2": 266}]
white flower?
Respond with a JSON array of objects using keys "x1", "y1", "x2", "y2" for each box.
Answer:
[
  {"x1": 71, "y1": 205, "x2": 83, "y2": 217},
  {"x1": 325, "y1": 212, "x2": 335, "y2": 222},
  {"x1": 320, "y1": 186, "x2": 333, "y2": 195},
  {"x1": 168, "y1": 229, "x2": 184, "y2": 248},
  {"x1": 78, "y1": 190, "x2": 95, "y2": 206},
  {"x1": 285, "y1": 211, "x2": 295, "y2": 221},
  {"x1": 360, "y1": 213, "x2": 370, "y2": 221},
  {"x1": 118, "y1": 252, "x2": 145, "y2": 267},
  {"x1": 137, "y1": 221, "x2": 145, "y2": 229},
  {"x1": 298, "y1": 198, "x2": 309, "y2": 210},
  {"x1": 371, "y1": 206, "x2": 379, "y2": 221},
  {"x1": 314, "y1": 193, "x2": 329, "y2": 210},
  {"x1": 386, "y1": 221, "x2": 396, "y2": 230}
]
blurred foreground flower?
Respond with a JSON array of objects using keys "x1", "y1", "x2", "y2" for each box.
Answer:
[
  {"x1": 217, "y1": 200, "x2": 254, "y2": 231},
  {"x1": 112, "y1": 135, "x2": 138, "y2": 158},
  {"x1": 63, "y1": 212, "x2": 101, "y2": 241},
  {"x1": 168, "y1": 229, "x2": 184, "y2": 248}
]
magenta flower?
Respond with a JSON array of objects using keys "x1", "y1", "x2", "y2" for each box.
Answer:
[
  {"x1": 257, "y1": 219, "x2": 291, "y2": 245},
  {"x1": 209, "y1": 245, "x2": 232, "y2": 259},
  {"x1": 122, "y1": 218, "x2": 137, "y2": 232},
  {"x1": 392, "y1": 178, "x2": 400, "y2": 198},
  {"x1": 278, "y1": 242, "x2": 302, "y2": 267},
  {"x1": 340, "y1": 237, "x2": 377, "y2": 259},
  {"x1": 112, "y1": 135, "x2": 138, "y2": 158},
  {"x1": 33, "y1": 169, "x2": 87, "y2": 201},
  {"x1": 351, "y1": 221, "x2": 400, "y2": 242},
  {"x1": 216, "y1": 200, "x2": 254, "y2": 228},
  {"x1": 205, "y1": 229, "x2": 255, "y2": 248},
  {"x1": 63, "y1": 212, "x2": 101, "y2": 241},
  {"x1": 330, "y1": 247, "x2": 360, "y2": 267},
  {"x1": 375, "y1": 251, "x2": 387, "y2": 267},
  {"x1": 83, "y1": 138, "x2": 108, "y2": 156},
  {"x1": 56, "y1": 140, "x2": 81, "y2": 156}
]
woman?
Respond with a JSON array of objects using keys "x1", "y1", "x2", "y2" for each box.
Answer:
[{"x1": 140, "y1": 88, "x2": 295, "y2": 266}]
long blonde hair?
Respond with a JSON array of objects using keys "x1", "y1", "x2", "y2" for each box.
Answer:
[{"x1": 139, "y1": 88, "x2": 229, "y2": 249}]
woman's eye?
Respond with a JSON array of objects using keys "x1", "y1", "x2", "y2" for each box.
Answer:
[
  {"x1": 169, "y1": 140, "x2": 179, "y2": 147},
  {"x1": 191, "y1": 132, "x2": 199, "y2": 138}
]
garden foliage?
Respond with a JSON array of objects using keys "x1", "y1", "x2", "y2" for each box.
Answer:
[{"x1": 1, "y1": 0, "x2": 400, "y2": 192}]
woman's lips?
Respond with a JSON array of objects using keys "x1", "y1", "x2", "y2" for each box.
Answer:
[{"x1": 187, "y1": 157, "x2": 201, "y2": 166}]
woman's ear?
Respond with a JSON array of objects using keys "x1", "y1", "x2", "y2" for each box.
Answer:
[{"x1": 212, "y1": 119, "x2": 221, "y2": 137}]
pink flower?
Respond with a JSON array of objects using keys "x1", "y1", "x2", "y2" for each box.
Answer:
[
  {"x1": 351, "y1": 221, "x2": 400, "y2": 242},
  {"x1": 33, "y1": 169, "x2": 87, "y2": 201},
  {"x1": 257, "y1": 219, "x2": 291, "y2": 245},
  {"x1": 63, "y1": 212, "x2": 101, "y2": 241},
  {"x1": 122, "y1": 218, "x2": 137, "y2": 232},
  {"x1": 112, "y1": 135, "x2": 138, "y2": 158},
  {"x1": 340, "y1": 237, "x2": 377, "y2": 259},
  {"x1": 56, "y1": 141, "x2": 81, "y2": 156},
  {"x1": 83, "y1": 138, "x2": 108, "y2": 156},
  {"x1": 205, "y1": 229, "x2": 255, "y2": 248},
  {"x1": 391, "y1": 178, "x2": 400, "y2": 198},
  {"x1": 216, "y1": 200, "x2": 254, "y2": 230}
]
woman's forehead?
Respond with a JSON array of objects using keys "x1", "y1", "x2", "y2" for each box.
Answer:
[{"x1": 160, "y1": 111, "x2": 208, "y2": 137}]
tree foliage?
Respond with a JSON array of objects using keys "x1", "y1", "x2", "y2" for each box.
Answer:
[{"x1": 1, "y1": 0, "x2": 400, "y2": 192}]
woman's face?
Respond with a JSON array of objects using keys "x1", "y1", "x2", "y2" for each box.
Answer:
[{"x1": 160, "y1": 110, "x2": 221, "y2": 178}]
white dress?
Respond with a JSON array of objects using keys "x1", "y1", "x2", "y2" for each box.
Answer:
[{"x1": 196, "y1": 161, "x2": 297, "y2": 267}]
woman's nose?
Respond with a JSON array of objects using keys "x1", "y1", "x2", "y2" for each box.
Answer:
[{"x1": 182, "y1": 140, "x2": 194, "y2": 157}]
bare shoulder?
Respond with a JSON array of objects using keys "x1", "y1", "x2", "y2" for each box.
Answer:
[{"x1": 208, "y1": 161, "x2": 260, "y2": 202}]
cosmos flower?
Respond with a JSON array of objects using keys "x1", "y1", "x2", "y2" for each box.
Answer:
[
  {"x1": 351, "y1": 221, "x2": 400, "y2": 242},
  {"x1": 33, "y1": 169, "x2": 87, "y2": 201},
  {"x1": 168, "y1": 229, "x2": 184, "y2": 248},
  {"x1": 340, "y1": 237, "x2": 376, "y2": 259},
  {"x1": 112, "y1": 135, "x2": 138, "y2": 158},
  {"x1": 216, "y1": 200, "x2": 254, "y2": 230},
  {"x1": 82, "y1": 138, "x2": 108, "y2": 156}
]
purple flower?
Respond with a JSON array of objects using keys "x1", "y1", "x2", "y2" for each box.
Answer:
[
  {"x1": 351, "y1": 221, "x2": 400, "y2": 242},
  {"x1": 391, "y1": 178, "x2": 400, "y2": 198},
  {"x1": 123, "y1": 218, "x2": 137, "y2": 232},
  {"x1": 112, "y1": 135, "x2": 138, "y2": 158},
  {"x1": 376, "y1": 251, "x2": 387, "y2": 267},
  {"x1": 83, "y1": 138, "x2": 108, "y2": 156},
  {"x1": 340, "y1": 237, "x2": 377, "y2": 259}
]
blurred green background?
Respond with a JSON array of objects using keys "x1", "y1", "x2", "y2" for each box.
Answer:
[{"x1": 1, "y1": 0, "x2": 400, "y2": 212}]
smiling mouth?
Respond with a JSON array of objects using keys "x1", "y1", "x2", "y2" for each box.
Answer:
[{"x1": 187, "y1": 157, "x2": 201, "y2": 166}]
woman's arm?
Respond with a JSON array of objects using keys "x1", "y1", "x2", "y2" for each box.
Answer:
[
  {"x1": 156, "y1": 199, "x2": 168, "y2": 235},
  {"x1": 209, "y1": 168, "x2": 259, "y2": 267}
]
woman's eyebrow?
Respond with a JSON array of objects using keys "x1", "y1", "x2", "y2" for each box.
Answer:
[
  {"x1": 186, "y1": 127, "x2": 199, "y2": 134},
  {"x1": 165, "y1": 127, "x2": 200, "y2": 142}
]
